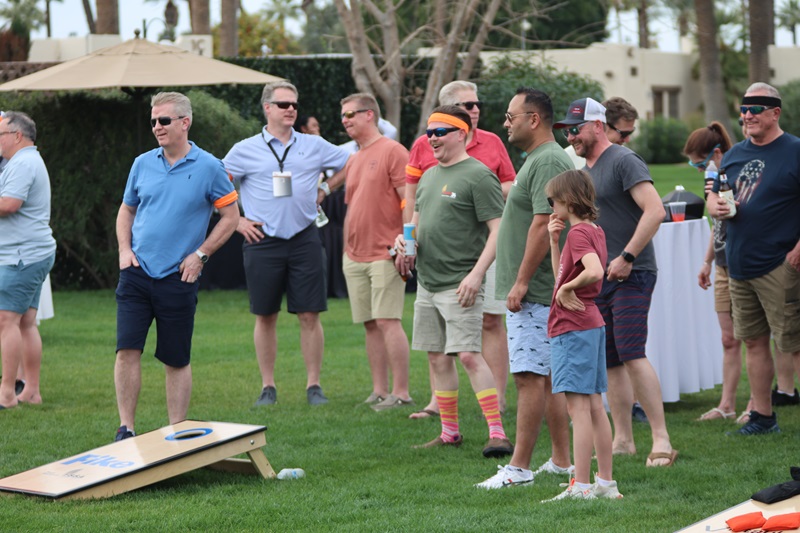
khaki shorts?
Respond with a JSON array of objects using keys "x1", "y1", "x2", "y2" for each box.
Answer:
[
  {"x1": 714, "y1": 265, "x2": 732, "y2": 314},
  {"x1": 729, "y1": 261, "x2": 800, "y2": 352},
  {"x1": 483, "y1": 260, "x2": 507, "y2": 315},
  {"x1": 412, "y1": 284, "x2": 484, "y2": 355},
  {"x1": 342, "y1": 255, "x2": 406, "y2": 323}
]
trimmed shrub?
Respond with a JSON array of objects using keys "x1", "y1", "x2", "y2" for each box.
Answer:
[
  {"x1": 629, "y1": 117, "x2": 690, "y2": 164},
  {"x1": 779, "y1": 79, "x2": 800, "y2": 138}
]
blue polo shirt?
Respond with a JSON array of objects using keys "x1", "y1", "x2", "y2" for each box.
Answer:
[
  {"x1": 223, "y1": 127, "x2": 350, "y2": 239},
  {"x1": 123, "y1": 142, "x2": 237, "y2": 279},
  {"x1": 0, "y1": 146, "x2": 56, "y2": 265}
]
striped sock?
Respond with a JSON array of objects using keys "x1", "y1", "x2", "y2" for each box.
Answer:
[
  {"x1": 435, "y1": 390, "x2": 460, "y2": 443},
  {"x1": 476, "y1": 388, "x2": 507, "y2": 440}
]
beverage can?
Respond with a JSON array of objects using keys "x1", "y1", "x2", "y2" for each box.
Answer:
[{"x1": 403, "y1": 223, "x2": 416, "y2": 257}]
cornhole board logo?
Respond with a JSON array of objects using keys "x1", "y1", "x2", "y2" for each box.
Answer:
[{"x1": 0, "y1": 420, "x2": 273, "y2": 500}]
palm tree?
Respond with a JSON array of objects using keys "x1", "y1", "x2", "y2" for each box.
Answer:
[
  {"x1": 695, "y1": 0, "x2": 735, "y2": 138},
  {"x1": 95, "y1": 0, "x2": 119, "y2": 34},
  {"x1": 749, "y1": 0, "x2": 773, "y2": 83},
  {"x1": 264, "y1": 0, "x2": 301, "y2": 34},
  {"x1": 0, "y1": 0, "x2": 44, "y2": 38},
  {"x1": 219, "y1": 0, "x2": 239, "y2": 56},
  {"x1": 777, "y1": 0, "x2": 800, "y2": 45},
  {"x1": 190, "y1": 0, "x2": 210, "y2": 34}
]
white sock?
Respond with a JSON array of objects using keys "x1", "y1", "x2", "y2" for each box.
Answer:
[{"x1": 595, "y1": 476, "x2": 613, "y2": 487}]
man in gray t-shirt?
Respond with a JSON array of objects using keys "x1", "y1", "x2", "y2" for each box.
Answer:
[
  {"x1": 555, "y1": 97, "x2": 677, "y2": 468},
  {"x1": 0, "y1": 111, "x2": 56, "y2": 410}
]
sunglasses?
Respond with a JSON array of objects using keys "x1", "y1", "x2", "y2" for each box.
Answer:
[
  {"x1": 340, "y1": 109, "x2": 370, "y2": 119},
  {"x1": 505, "y1": 111, "x2": 534, "y2": 123},
  {"x1": 609, "y1": 123, "x2": 635, "y2": 138},
  {"x1": 271, "y1": 101, "x2": 299, "y2": 110},
  {"x1": 562, "y1": 122, "x2": 589, "y2": 138},
  {"x1": 547, "y1": 197, "x2": 555, "y2": 208},
  {"x1": 455, "y1": 101, "x2": 482, "y2": 111},
  {"x1": 739, "y1": 105, "x2": 774, "y2": 115},
  {"x1": 688, "y1": 144, "x2": 720, "y2": 170},
  {"x1": 150, "y1": 116, "x2": 185, "y2": 128},
  {"x1": 425, "y1": 127, "x2": 460, "y2": 138}
]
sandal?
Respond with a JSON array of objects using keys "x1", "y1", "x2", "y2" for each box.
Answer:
[
  {"x1": 736, "y1": 410, "x2": 751, "y2": 425},
  {"x1": 696, "y1": 407, "x2": 736, "y2": 421},
  {"x1": 408, "y1": 409, "x2": 439, "y2": 420}
]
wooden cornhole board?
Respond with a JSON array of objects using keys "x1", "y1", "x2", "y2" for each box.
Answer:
[
  {"x1": 0, "y1": 420, "x2": 275, "y2": 501},
  {"x1": 678, "y1": 494, "x2": 800, "y2": 532}
]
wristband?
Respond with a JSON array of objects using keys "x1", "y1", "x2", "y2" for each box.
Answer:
[
  {"x1": 195, "y1": 249, "x2": 209, "y2": 264},
  {"x1": 319, "y1": 181, "x2": 331, "y2": 196}
]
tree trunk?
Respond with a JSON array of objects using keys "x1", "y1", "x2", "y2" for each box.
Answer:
[
  {"x1": 191, "y1": 0, "x2": 211, "y2": 34},
  {"x1": 749, "y1": 0, "x2": 772, "y2": 83},
  {"x1": 457, "y1": 0, "x2": 502, "y2": 80},
  {"x1": 637, "y1": 0, "x2": 649, "y2": 48},
  {"x1": 695, "y1": 0, "x2": 734, "y2": 139},
  {"x1": 95, "y1": 0, "x2": 119, "y2": 35},
  {"x1": 81, "y1": 0, "x2": 96, "y2": 34},
  {"x1": 434, "y1": 0, "x2": 446, "y2": 46},
  {"x1": 219, "y1": 0, "x2": 239, "y2": 57}
]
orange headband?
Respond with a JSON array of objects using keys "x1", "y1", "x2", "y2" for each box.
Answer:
[{"x1": 427, "y1": 112, "x2": 470, "y2": 133}]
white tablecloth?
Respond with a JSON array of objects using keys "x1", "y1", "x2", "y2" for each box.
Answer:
[{"x1": 646, "y1": 218, "x2": 723, "y2": 402}]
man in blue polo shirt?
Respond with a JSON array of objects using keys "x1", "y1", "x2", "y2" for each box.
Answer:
[
  {"x1": 114, "y1": 92, "x2": 239, "y2": 441},
  {"x1": 224, "y1": 81, "x2": 350, "y2": 407},
  {"x1": 0, "y1": 111, "x2": 55, "y2": 410}
]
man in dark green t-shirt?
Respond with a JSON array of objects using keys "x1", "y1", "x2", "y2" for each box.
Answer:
[{"x1": 395, "y1": 105, "x2": 511, "y2": 459}]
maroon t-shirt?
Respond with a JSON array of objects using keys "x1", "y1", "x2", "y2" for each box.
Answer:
[{"x1": 547, "y1": 223, "x2": 608, "y2": 338}]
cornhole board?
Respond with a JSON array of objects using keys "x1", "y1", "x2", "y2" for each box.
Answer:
[
  {"x1": 678, "y1": 494, "x2": 800, "y2": 532},
  {"x1": 0, "y1": 420, "x2": 275, "y2": 501}
]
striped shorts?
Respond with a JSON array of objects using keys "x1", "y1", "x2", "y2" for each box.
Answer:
[{"x1": 595, "y1": 270, "x2": 656, "y2": 368}]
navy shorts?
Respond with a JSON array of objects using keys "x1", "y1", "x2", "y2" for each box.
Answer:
[
  {"x1": 116, "y1": 266, "x2": 199, "y2": 368},
  {"x1": 243, "y1": 223, "x2": 327, "y2": 316},
  {"x1": 595, "y1": 270, "x2": 656, "y2": 368}
]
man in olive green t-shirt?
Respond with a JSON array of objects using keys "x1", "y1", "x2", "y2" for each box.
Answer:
[
  {"x1": 477, "y1": 88, "x2": 575, "y2": 489},
  {"x1": 395, "y1": 105, "x2": 511, "y2": 460}
]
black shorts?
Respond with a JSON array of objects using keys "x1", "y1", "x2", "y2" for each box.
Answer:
[
  {"x1": 243, "y1": 223, "x2": 328, "y2": 316},
  {"x1": 116, "y1": 266, "x2": 199, "y2": 368}
]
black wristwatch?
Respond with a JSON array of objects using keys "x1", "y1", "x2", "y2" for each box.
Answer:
[
  {"x1": 195, "y1": 249, "x2": 209, "y2": 264},
  {"x1": 620, "y1": 250, "x2": 636, "y2": 263}
]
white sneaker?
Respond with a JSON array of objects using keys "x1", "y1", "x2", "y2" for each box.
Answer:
[
  {"x1": 542, "y1": 478, "x2": 596, "y2": 502},
  {"x1": 592, "y1": 475, "x2": 624, "y2": 499},
  {"x1": 474, "y1": 465, "x2": 534, "y2": 489},
  {"x1": 532, "y1": 457, "x2": 575, "y2": 478}
]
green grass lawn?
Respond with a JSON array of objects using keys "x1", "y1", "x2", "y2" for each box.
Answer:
[
  {"x1": 1, "y1": 165, "x2": 793, "y2": 532},
  {"x1": 2, "y1": 287, "x2": 799, "y2": 532}
]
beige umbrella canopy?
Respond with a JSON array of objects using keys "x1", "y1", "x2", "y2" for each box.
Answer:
[{"x1": 0, "y1": 36, "x2": 283, "y2": 91}]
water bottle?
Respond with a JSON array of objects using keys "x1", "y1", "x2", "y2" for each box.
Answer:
[
  {"x1": 277, "y1": 468, "x2": 305, "y2": 480},
  {"x1": 704, "y1": 160, "x2": 718, "y2": 198},
  {"x1": 718, "y1": 168, "x2": 737, "y2": 219}
]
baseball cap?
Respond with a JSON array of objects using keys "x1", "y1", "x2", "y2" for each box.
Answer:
[{"x1": 553, "y1": 97, "x2": 607, "y2": 128}]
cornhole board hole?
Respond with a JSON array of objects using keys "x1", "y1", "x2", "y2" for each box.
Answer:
[
  {"x1": 0, "y1": 420, "x2": 275, "y2": 501},
  {"x1": 678, "y1": 494, "x2": 800, "y2": 532}
]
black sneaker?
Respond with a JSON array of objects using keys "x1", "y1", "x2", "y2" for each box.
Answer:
[
  {"x1": 772, "y1": 386, "x2": 800, "y2": 407},
  {"x1": 254, "y1": 386, "x2": 277, "y2": 406},
  {"x1": 632, "y1": 402, "x2": 649, "y2": 424},
  {"x1": 114, "y1": 425, "x2": 136, "y2": 442},
  {"x1": 307, "y1": 385, "x2": 328, "y2": 405},
  {"x1": 15, "y1": 380, "x2": 25, "y2": 396},
  {"x1": 727, "y1": 411, "x2": 780, "y2": 436}
]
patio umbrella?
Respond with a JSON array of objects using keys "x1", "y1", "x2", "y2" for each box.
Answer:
[{"x1": 0, "y1": 36, "x2": 283, "y2": 91}]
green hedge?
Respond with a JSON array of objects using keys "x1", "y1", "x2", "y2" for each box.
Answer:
[
  {"x1": 0, "y1": 89, "x2": 258, "y2": 289},
  {"x1": 629, "y1": 117, "x2": 690, "y2": 164}
]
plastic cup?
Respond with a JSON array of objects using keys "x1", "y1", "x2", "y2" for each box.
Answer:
[{"x1": 669, "y1": 201, "x2": 687, "y2": 222}]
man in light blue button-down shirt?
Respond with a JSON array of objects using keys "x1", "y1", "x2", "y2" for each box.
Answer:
[{"x1": 224, "y1": 81, "x2": 350, "y2": 407}]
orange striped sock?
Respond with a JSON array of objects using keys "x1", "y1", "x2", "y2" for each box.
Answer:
[
  {"x1": 476, "y1": 388, "x2": 507, "y2": 440},
  {"x1": 435, "y1": 390, "x2": 460, "y2": 443}
]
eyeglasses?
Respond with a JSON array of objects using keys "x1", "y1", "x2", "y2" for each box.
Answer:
[
  {"x1": 150, "y1": 116, "x2": 185, "y2": 128},
  {"x1": 425, "y1": 127, "x2": 460, "y2": 138},
  {"x1": 455, "y1": 101, "x2": 482, "y2": 111},
  {"x1": 740, "y1": 105, "x2": 775, "y2": 115},
  {"x1": 547, "y1": 197, "x2": 555, "y2": 207},
  {"x1": 340, "y1": 109, "x2": 370, "y2": 119},
  {"x1": 505, "y1": 111, "x2": 534, "y2": 123},
  {"x1": 688, "y1": 144, "x2": 720, "y2": 170},
  {"x1": 562, "y1": 122, "x2": 589, "y2": 138},
  {"x1": 271, "y1": 101, "x2": 299, "y2": 110},
  {"x1": 608, "y1": 123, "x2": 635, "y2": 138},
  {"x1": 0, "y1": 130, "x2": 18, "y2": 137}
]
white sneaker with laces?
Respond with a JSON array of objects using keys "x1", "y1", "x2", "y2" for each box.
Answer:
[
  {"x1": 474, "y1": 465, "x2": 534, "y2": 489},
  {"x1": 532, "y1": 457, "x2": 575, "y2": 478},
  {"x1": 592, "y1": 475, "x2": 623, "y2": 499},
  {"x1": 542, "y1": 478, "x2": 596, "y2": 502}
]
